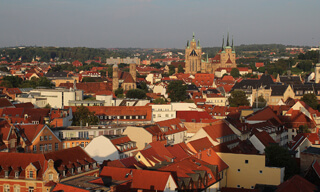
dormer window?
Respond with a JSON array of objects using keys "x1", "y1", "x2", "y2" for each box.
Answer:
[
  {"x1": 29, "y1": 171, "x2": 33, "y2": 178},
  {"x1": 77, "y1": 167, "x2": 81, "y2": 173},
  {"x1": 5, "y1": 171, "x2": 8, "y2": 178},
  {"x1": 63, "y1": 171, "x2": 66, "y2": 177},
  {"x1": 15, "y1": 171, "x2": 19, "y2": 178},
  {"x1": 93, "y1": 163, "x2": 97, "y2": 169},
  {"x1": 85, "y1": 165, "x2": 89, "y2": 171}
]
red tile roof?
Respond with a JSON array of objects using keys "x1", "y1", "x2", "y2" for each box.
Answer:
[
  {"x1": 202, "y1": 120, "x2": 236, "y2": 142},
  {"x1": 276, "y1": 175, "x2": 317, "y2": 192},
  {"x1": 252, "y1": 130, "x2": 276, "y2": 147},
  {"x1": 156, "y1": 118, "x2": 187, "y2": 135},
  {"x1": 176, "y1": 111, "x2": 213, "y2": 122},
  {"x1": 53, "y1": 183, "x2": 90, "y2": 192},
  {"x1": 188, "y1": 137, "x2": 213, "y2": 152},
  {"x1": 0, "y1": 98, "x2": 13, "y2": 108},
  {"x1": 100, "y1": 166, "x2": 175, "y2": 191}
]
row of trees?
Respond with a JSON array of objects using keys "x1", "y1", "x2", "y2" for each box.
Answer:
[{"x1": 0, "y1": 76, "x2": 53, "y2": 88}]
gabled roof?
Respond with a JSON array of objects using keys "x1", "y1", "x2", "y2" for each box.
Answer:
[
  {"x1": 245, "y1": 107, "x2": 282, "y2": 124},
  {"x1": 0, "y1": 98, "x2": 13, "y2": 108},
  {"x1": 276, "y1": 175, "x2": 317, "y2": 192},
  {"x1": 187, "y1": 137, "x2": 213, "y2": 152},
  {"x1": 202, "y1": 120, "x2": 236, "y2": 142},
  {"x1": 100, "y1": 166, "x2": 175, "y2": 191},
  {"x1": 52, "y1": 183, "x2": 90, "y2": 192},
  {"x1": 252, "y1": 130, "x2": 276, "y2": 147},
  {"x1": 156, "y1": 118, "x2": 187, "y2": 135}
]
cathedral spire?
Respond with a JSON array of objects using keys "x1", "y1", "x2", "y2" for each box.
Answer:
[
  {"x1": 226, "y1": 32, "x2": 230, "y2": 46},
  {"x1": 198, "y1": 39, "x2": 200, "y2": 47},
  {"x1": 221, "y1": 35, "x2": 225, "y2": 51},
  {"x1": 192, "y1": 32, "x2": 195, "y2": 42},
  {"x1": 206, "y1": 53, "x2": 208, "y2": 62},
  {"x1": 232, "y1": 35, "x2": 235, "y2": 51},
  {"x1": 187, "y1": 40, "x2": 189, "y2": 47}
]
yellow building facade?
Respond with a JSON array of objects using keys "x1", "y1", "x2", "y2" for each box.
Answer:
[{"x1": 217, "y1": 152, "x2": 284, "y2": 189}]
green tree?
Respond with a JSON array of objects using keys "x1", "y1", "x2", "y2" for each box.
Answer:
[
  {"x1": 265, "y1": 144, "x2": 299, "y2": 180},
  {"x1": 1, "y1": 76, "x2": 23, "y2": 88},
  {"x1": 169, "y1": 65, "x2": 176, "y2": 75},
  {"x1": 301, "y1": 93, "x2": 318, "y2": 110},
  {"x1": 126, "y1": 89, "x2": 146, "y2": 99},
  {"x1": 228, "y1": 90, "x2": 250, "y2": 107},
  {"x1": 107, "y1": 65, "x2": 113, "y2": 78},
  {"x1": 178, "y1": 64, "x2": 185, "y2": 73},
  {"x1": 153, "y1": 98, "x2": 166, "y2": 104},
  {"x1": 72, "y1": 106, "x2": 99, "y2": 126},
  {"x1": 139, "y1": 81, "x2": 148, "y2": 93},
  {"x1": 298, "y1": 124, "x2": 311, "y2": 133},
  {"x1": 253, "y1": 95, "x2": 267, "y2": 108},
  {"x1": 115, "y1": 88, "x2": 123, "y2": 97},
  {"x1": 167, "y1": 80, "x2": 187, "y2": 102},
  {"x1": 230, "y1": 68, "x2": 240, "y2": 78},
  {"x1": 82, "y1": 77, "x2": 96, "y2": 82}
]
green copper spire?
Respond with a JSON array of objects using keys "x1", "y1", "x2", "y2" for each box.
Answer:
[
  {"x1": 206, "y1": 53, "x2": 208, "y2": 62},
  {"x1": 187, "y1": 40, "x2": 189, "y2": 47},
  {"x1": 192, "y1": 32, "x2": 195, "y2": 42},
  {"x1": 226, "y1": 32, "x2": 230, "y2": 46},
  {"x1": 198, "y1": 39, "x2": 200, "y2": 47}
]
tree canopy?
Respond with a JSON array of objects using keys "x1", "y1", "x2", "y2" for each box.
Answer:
[
  {"x1": 301, "y1": 93, "x2": 318, "y2": 110},
  {"x1": 228, "y1": 90, "x2": 250, "y2": 107},
  {"x1": 230, "y1": 68, "x2": 240, "y2": 78},
  {"x1": 126, "y1": 89, "x2": 146, "y2": 99},
  {"x1": 72, "y1": 106, "x2": 99, "y2": 126},
  {"x1": 265, "y1": 144, "x2": 299, "y2": 180},
  {"x1": 167, "y1": 80, "x2": 187, "y2": 102}
]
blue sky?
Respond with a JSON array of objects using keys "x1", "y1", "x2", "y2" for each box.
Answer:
[{"x1": 0, "y1": 0, "x2": 320, "y2": 48}]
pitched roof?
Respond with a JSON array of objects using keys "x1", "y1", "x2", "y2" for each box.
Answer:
[
  {"x1": 276, "y1": 175, "x2": 317, "y2": 192},
  {"x1": 176, "y1": 111, "x2": 213, "y2": 122},
  {"x1": 252, "y1": 130, "x2": 276, "y2": 147},
  {"x1": 0, "y1": 98, "x2": 13, "y2": 108},
  {"x1": 245, "y1": 107, "x2": 282, "y2": 124},
  {"x1": 187, "y1": 137, "x2": 213, "y2": 152},
  {"x1": 202, "y1": 120, "x2": 236, "y2": 142},
  {"x1": 100, "y1": 166, "x2": 175, "y2": 191},
  {"x1": 52, "y1": 183, "x2": 90, "y2": 192}
]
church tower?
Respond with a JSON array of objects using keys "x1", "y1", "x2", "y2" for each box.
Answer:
[
  {"x1": 112, "y1": 64, "x2": 119, "y2": 92},
  {"x1": 219, "y1": 33, "x2": 236, "y2": 68},
  {"x1": 129, "y1": 63, "x2": 136, "y2": 82},
  {"x1": 185, "y1": 33, "x2": 202, "y2": 74}
]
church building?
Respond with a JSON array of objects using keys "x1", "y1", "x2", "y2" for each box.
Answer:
[
  {"x1": 112, "y1": 63, "x2": 137, "y2": 92},
  {"x1": 185, "y1": 33, "x2": 237, "y2": 74}
]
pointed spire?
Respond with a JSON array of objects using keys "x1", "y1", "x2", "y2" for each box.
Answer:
[
  {"x1": 318, "y1": 42, "x2": 320, "y2": 63},
  {"x1": 226, "y1": 32, "x2": 230, "y2": 46},
  {"x1": 232, "y1": 35, "x2": 235, "y2": 51},
  {"x1": 206, "y1": 53, "x2": 208, "y2": 62},
  {"x1": 187, "y1": 40, "x2": 189, "y2": 47},
  {"x1": 192, "y1": 32, "x2": 195, "y2": 42},
  {"x1": 221, "y1": 35, "x2": 225, "y2": 51},
  {"x1": 198, "y1": 39, "x2": 200, "y2": 47}
]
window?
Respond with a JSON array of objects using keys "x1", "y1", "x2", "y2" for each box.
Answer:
[
  {"x1": 5, "y1": 171, "x2": 8, "y2": 178},
  {"x1": 237, "y1": 185, "x2": 240, "y2": 188},
  {"x1": 29, "y1": 171, "x2": 34, "y2": 178},
  {"x1": 33, "y1": 145, "x2": 37, "y2": 152},
  {"x1": 44, "y1": 136, "x2": 47, "y2": 141},
  {"x1": 48, "y1": 144, "x2": 52, "y2": 151},
  {"x1": 251, "y1": 186, "x2": 254, "y2": 189},
  {"x1": 15, "y1": 171, "x2": 19, "y2": 178},
  {"x1": 28, "y1": 187, "x2": 34, "y2": 192},
  {"x1": 259, "y1": 170, "x2": 263, "y2": 174},
  {"x1": 49, "y1": 135, "x2": 52, "y2": 140},
  {"x1": 14, "y1": 185, "x2": 20, "y2": 192},
  {"x1": 40, "y1": 136, "x2": 44, "y2": 141},
  {"x1": 4, "y1": 184, "x2": 10, "y2": 192},
  {"x1": 245, "y1": 160, "x2": 249, "y2": 164},
  {"x1": 237, "y1": 169, "x2": 240, "y2": 172},
  {"x1": 49, "y1": 173, "x2": 53, "y2": 181},
  {"x1": 208, "y1": 173, "x2": 212, "y2": 179},
  {"x1": 55, "y1": 143, "x2": 59, "y2": 151}
]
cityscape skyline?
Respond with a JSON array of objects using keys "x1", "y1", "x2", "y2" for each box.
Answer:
[{"x1": 1, "y1": 0, "x2": 320, "y2": 48}]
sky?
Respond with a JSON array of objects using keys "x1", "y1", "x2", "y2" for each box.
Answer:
[{"x1": 0, "y1": 0, "x2": 320, "y2": 48}]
